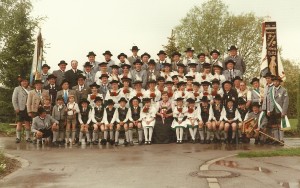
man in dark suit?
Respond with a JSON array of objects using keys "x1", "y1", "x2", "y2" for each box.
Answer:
[
  {"x1": 222, "y1": 80, "x2": 238, "y2": 108},
  {"x1": 72, "y1": 74, "x2": 90, "y2": 102},
  {"x1": 53, "y1": 60, "x2": 68, "y2": 86},
  {"x1": 65, "y1": 60, "x2": 83, "y2": 88},
  {"x1": 43, "y1": 74, "x2": 60, "y2": 106}
]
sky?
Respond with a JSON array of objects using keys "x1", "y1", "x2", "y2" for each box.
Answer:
[{"x1": 31, "y1": 0, "x2": 300, "y2": 70}]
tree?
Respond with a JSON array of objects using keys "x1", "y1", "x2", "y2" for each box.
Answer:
[
  {"x1": 0, "y1": 0, "x2": 40, "y2": 88},
  {"x1": 174, "y1": 0, "x2": 264, "y2": 79},
  {"x1": 163, "y1": 29, "x2": 179, "y2": 58}
]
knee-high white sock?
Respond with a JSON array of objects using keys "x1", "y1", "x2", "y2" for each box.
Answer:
[
  {"x1": 193, "y1": 128, "x2": 198, "y2": 139},
  {"x1": 53, "y1": 131, "x2": 58, "y2": 142},
  {"x1": 79, "y1": 132, "x2": 83, "y2": 142},
  {"x1": 86, "y1": 132, "x2": 91, "y2": 142},
  {"x1": 104, "y1": 130, "x2": 108, "y2": 139},
  {"x1": 176, "y1": 128, "x2": 180, "y2": 140},
  {"x1": 93, "y1": 131, "x2": 98, "y2": 141},
  {"x1": 71, "y1": 131, "x2": 76, "y2": 141},
  {"x1": 115, "y1": 130, "x2": 119, "y2": 142},
  {"x1": 189, "y1": 128, "x2": 194, "y2": 140},
  {"x1": 149, "y1": 127, "x2": 153, "y2": 141},
  {"x1": 109, "y1": 130, "x2": 114, "y2": 140},
  {"x1": 16, "y1": 130, "x2": 21, "y2": 139},
  {"x1": 144, "y1": 128, "x2": 149, "y2": 141},
  {"x1": 138, "y1": 128, "x2": 143, "y2": 141},
  {"x1": 198, "y1": 128, "x2": 204, "y2": 140},
  {"x1": 125, "y1": 131, "x2": 129, "y2": 142},
  {"x1": 25, "y1": 129, "x2": 31, "y2": 140},
  {"x1": 179, "y1": 128, "x2": 184, "y2": 141},
  {"x1": 128, "y1": 129, "x2": 133, "y2": 141}
]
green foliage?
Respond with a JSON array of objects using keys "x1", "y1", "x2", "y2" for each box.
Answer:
[
  {"x1": 163, "y1": 30, "x2": 179, "y2": 58},
  {"x1": 0, "y1": 123, "x2": 15, "y2": 136},
  {"x1": 174, "y1": 0, "x2": 263, "y2": 79},
  {"x1": 0, "y1": 152, "x2": 6, "y2": 174},
  {"x1": 238, "y1": 147, "x2": 300, "y2": 158},
  {"x1": 0, "y1": 0, "x2": 40, "y2": 88}
]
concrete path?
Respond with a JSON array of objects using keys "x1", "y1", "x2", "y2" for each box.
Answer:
[{"x1": 0, "y1": 137, "x2": 299, "y2": 188}]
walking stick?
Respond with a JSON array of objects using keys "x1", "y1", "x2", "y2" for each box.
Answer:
[{"x1": 258, "y1": 131, "x2": 291, "y2": 147}]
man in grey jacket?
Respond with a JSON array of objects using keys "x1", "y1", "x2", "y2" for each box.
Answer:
[
  {"x1": 12, "y1": 78, "x2": 32, "y2": 143},
  {"x1": 223, "y1": 45, "x2": 246, "y2": 74},
  {"x1": 31, "y1": 107, "x2": 59, "y2": 146},
  {"x1": 53, "y1": 60, "x2": 68, "y2": 86}
]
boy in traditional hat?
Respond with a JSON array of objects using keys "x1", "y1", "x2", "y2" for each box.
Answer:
[
  {"x1": 115, "y1": 97, "x2": 131, "y2": 146},
  {"x1": 128, "y1": 97, "x2": 143, "y2": 145},
  {"x1": 31, "y1": 107, "x2": 59, "y2": 145},
  {"x1": 186, "y1": 98, "x2": 199, "y2": 143},
  {"x1": 52, "y1": 96, "x2": 66, "y2": 146},
  {"x1": 171, "y1": 97, "x2": 187, "y2": 144},
  {"x1": 141, "y1": 98, "x2": 156, "y2": 145},
  {"x1": 211, "y1": 94, "x2": 224, "y2": 143},
  {"x1": 65, "y1": 94, "x2": 80, "y2": 145},
  {"x1": 198, "y1": 96, "x2": 214, "y2": 144},
  {"x1": 91, "y1": 96, "x2": 104, "y2": 145},
  {"x1": 78, "y1": 99, "x2": 94, "y2": 145},
  {"x1": 102, "y1": 99, "x2": 117, "y2": 145},
  {"x1": 221, "y1": 97, "x2": 241, "y2": 144}
]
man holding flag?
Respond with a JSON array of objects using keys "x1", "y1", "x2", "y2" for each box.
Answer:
[{"x1": 267, "y1": 76, "x2": 289, "y2": 145}]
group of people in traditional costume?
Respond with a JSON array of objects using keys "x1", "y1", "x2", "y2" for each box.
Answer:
[{"x1": 12, "y1": 45, "x2": 289, "y2": 146}]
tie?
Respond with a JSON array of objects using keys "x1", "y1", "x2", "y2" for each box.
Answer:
[
  {"x1": 230, "y1": 70, "x2": 233, "y2": 81},
  {"x1": 64, "y1": 91, "x2": 68, "y2": 103},
  {"x1": 37, "y1": 90, "x2": 41, "y2": 96}
]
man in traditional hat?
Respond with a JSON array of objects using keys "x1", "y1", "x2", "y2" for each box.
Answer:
[
  {"x1": 12, "y1": 77, "x2": 32, "y2": 143},
  {"x1": 86, "y1": 51, "x2": 100, "y2": 74},
  {"x1": 140, "y1": 52, "x2": 151, "y2": 71},
  {"x1": 222, "y1": 80, "x2": 238, "y2": 108},
  {"x1": 127, "y1": 46, "x2": 141, "y2": 66},
  {"x1": 43, "y1": 74, "x2": 60, "y2": 106},
  {"x1": 65, "y1": 60, "x2": 83, "y2": 88},
  {"x1": 183, "y1": 47, "x2": 197, "y2": 66},
  {"x1": 27, "y1": 80, "x2": 50, "y2": 118},
  {"x1": 156, "y1": 50, "x2": 168, "y2": 71},
  {"x1": 268, "y1": 76, "x2": 289, "y2": 144},
  {"x1": 53, "y1": 60, "x2": 68, "y2": 86},
  {"x1": 223, "y1": 45, "x2": 246, "y2": 74},
  {"x1": 56, "y1": 80, "x2": 78, "y2": 104},
  {"x1": 131, "y1": 59, "x2": 147, "y2": 89},
  {"x1": 196, "y1": 53, "x2": 207, "y2": 72},
  {"x1": 223, "y1": 59, "x2": 242, "y2": 82},
  {"x1": 82, "y1": 62, "x2": 95, "y2": 87},
  {"x1": 94, "y1": 62, "x2": 109, "y2": 85},
  {"x1": 102, "y1": 50, "x2": 115, "y2": 73},
  {"x1": 171, "y1": 51, "x2": 185, "y2": 73},
  {"x1": 210, "y1": 49, "x2": 222, "y2": 70},
  {"x1": 99, "y1": 74, "x2": 110, "y2": 100},
  {"x1": 40, "y1": 64, "x2": 51, "y2": 87},
  {"x1": 146, "y1": 59, "x2": 160, "y2": 82},
  {"x1": 72, "y1": 74, "x2": 90, "y2": 103},
  {"x1": 117, "y1": 53, "x2": 129, "y2": 74}
]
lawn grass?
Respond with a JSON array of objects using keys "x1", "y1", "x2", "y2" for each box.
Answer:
[
  {"x1": 238, "y1": 147, "x2": 300, "y2": 158},
  {"x1": 289, "y1": 119, "x2": 298, "y2": 130},
  {"x1": 0, "y1": 123, "x2": 15, "y2": 136}
]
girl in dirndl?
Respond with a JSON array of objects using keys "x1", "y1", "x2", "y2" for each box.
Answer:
[
  {"x1": 140, "y1": 98, "x2": 156, "y2": 145},
  {"x1": 171, "y1": 97, "x2": 187, "y2": 144}
]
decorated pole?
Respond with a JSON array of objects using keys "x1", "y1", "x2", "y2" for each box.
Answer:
[{"x1": 30, "y1": 29, "x2": 44, "y2": 85}]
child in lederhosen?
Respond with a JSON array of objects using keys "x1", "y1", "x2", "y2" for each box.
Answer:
[
  {"x1": 102, "y1": 99, "x2": 117, "y2": 145},
  {"x1": 140, "y1": 98, "x2": 156, "y2": 145},
  {"x1": 221, "y1": 97, "x2": 241, "y2": 144},
  {"x1": 91, "y1": 96, "x2": 104, "y2": 145},
  {"x1": 186, "y1": 98, "x2": 199, "y2": 143},
  {"x1": 78, "y1": 98, "x2": 94, "y2": 145},
  {"x1": 237, "y1": 97, "x2": 249, "y2": 143},
  {"x1": 171, "y1": 97, "x2": 187, "y2": 144},
  {"x1": 198, "y1": 96, "x2": 214, "y2": 144},
  {"x1": 211, "y1": 94, "x2": 224, "y2": 143},
  {"x1": 115, "y1": 97, "x2": 131, "y2": 146},
  {"x1": 128, "y1": 97, "x2": 143, "y2": 146},
  {"x1": 65, "y1": 95, "x2": 80, "y2": 145},
  {"x1": 51, "y1": 96, "x2": 66, "y2": 146}
]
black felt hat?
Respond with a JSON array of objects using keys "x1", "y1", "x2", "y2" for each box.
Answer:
[
  {"x1": 58, "y1": 60, "x2": 67, "y2": 66},
  {"x1": 117, "y1": 53, "x2": 127, "y2": 59},
  {"x1": 210, "y1": 49, "x2": 220, "y2": 56},
  {"x1": 87, "y1": 51, "x2": 96, "y2": 57},
  {"x1": 102, "y1": 50, "x2": 113, "y2": 56}
]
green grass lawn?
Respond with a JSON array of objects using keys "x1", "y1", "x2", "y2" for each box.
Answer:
[
  {"x1": 0, "y1": 123, "x2": 15, "y2": 136},
  {"x1": 290, "y1": 119, "x2": 298, "y2": 129},
  {"x1": 238, "y1": 147, "x2": 300, "y2": 158}
]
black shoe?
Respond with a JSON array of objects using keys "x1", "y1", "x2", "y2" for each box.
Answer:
[
  {"x1": 115, "y1": 141, "x2": 119, "y2": 146},
  {"x1": 123, "y1": 141, "x2": 129, "y2": 146},
  {"x1": 148, "y1": 141, "x2": 152, "y2": 145},
  {"x1": 176, "y1": 140, "x2": 180, "y2": 144},
  {"x1": 130, "y1": 141, "x2": 134, "y2": 146},
  {"x1": 109, "y1": 140, "x2": 115, "y2": 145},
  {"x1": 66, "y1": 142, "x2": 70, "y2": 145},
  {"x1": 145, "y1": 141, "x2": 149, "y2": 145},
  {"x1": 16, "y1": 138, "x2": 21, "y2": 143},
  {"x1": 26, "y1": 138, "x2": 32, "y2": 143},
  {"x1": 138, "y1": 141, "x2": 143, "y2": 145},
  {"x1": 179, "y1": 140, "x2": 183, "y2": 144},
  {"x1": 101, "y1": 139, "x2": 107, "y2": 145}
]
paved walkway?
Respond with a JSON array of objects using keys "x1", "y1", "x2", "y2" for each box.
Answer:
[{"x1": 0, "y1": 137, "x2": 299, "y2": 188}]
